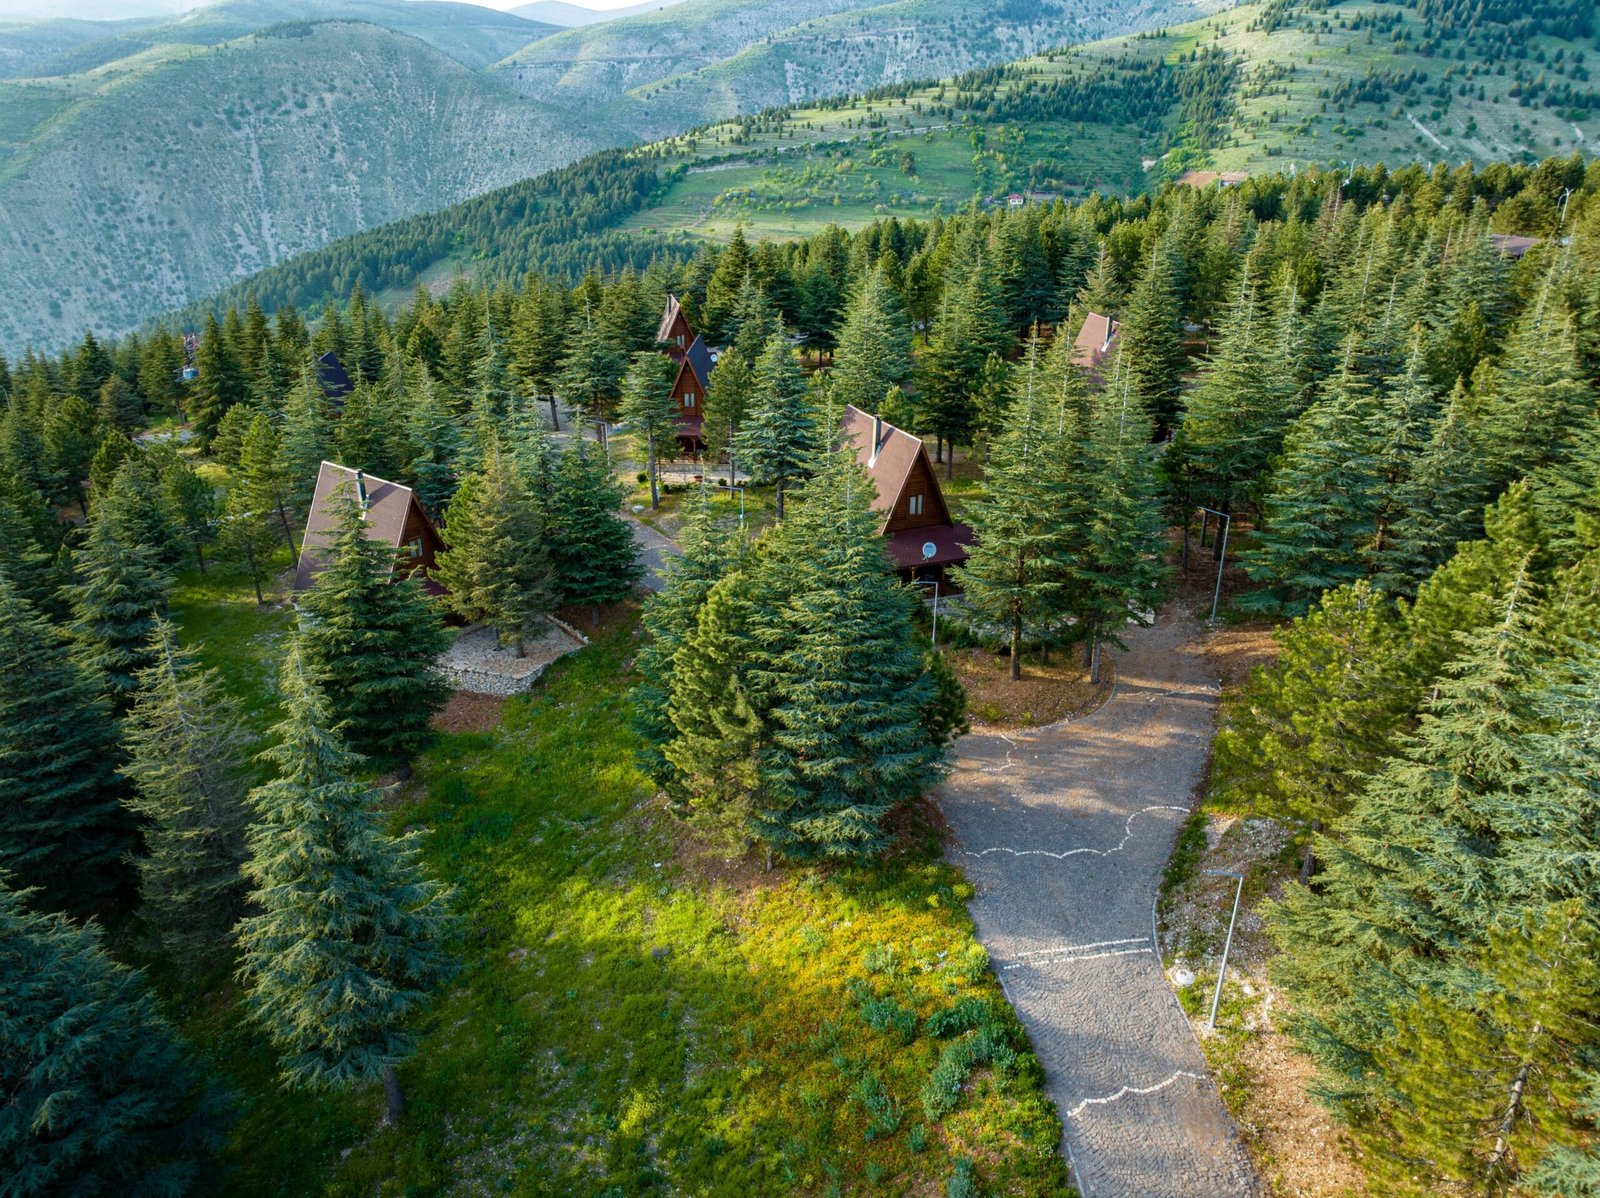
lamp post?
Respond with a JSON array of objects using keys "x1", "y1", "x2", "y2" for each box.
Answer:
[
  {"x1": 1196, "y1": 506, "x2": 1231, "y2": 623},
  {"x1": 914, "y1": 577, "x2": 941, "y2": 650},
  {"x1": 1203, "y1": 869, "x2": 1244, "y2": 1032},
  {"x1": 725, "y1": 484, "x2": 745, "y2": 528}
]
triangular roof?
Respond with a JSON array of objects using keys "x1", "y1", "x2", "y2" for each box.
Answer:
[
  {"x1": 680, "y1": 334, "x2": 715, "y2": 390},
  {"x1": 292, "y1": 461, "x2": 440, "y2": 591},
  {"x1": 657, "y1": 294, "x2": 689, "y2": 345},
  {"x1": 316, "y1": 350, "x2": 352, "y2": 400},
  {"x1": 839, "y1": 405, "x2": 952, "y2": 531},
  {"x1": 1072, "y1": 312, "x2": 1120, "y2": 374}
]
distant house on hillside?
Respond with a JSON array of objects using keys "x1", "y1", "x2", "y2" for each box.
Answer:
[
  {"x1": 1006, "y1": 193, "x2": 1027, "y2": 207},
  {"x1": 657, "y1": 294, "x2": 694, "y2": 361},
  {"x1": 668, "y1": 335, "x2": 716, "y2": 454},
  {"x1": 1177, "y1": 170, "x2": 1248, "y2": 189},
  {"x1": 293, "y1": 462, "x2": 444, "y2": 595},
  {"x1": 840, "y1": 405, "x2": 973, "y2": 585},
  {"x1": 316, "y1": 351, "x2": 353, "y2": 407},
  {"x1": 1072, "y1": 312, "x2": 1121, "y2": 383},
  {"x1": 1488, "y1": 233, "x2": 1542, "y2": 259}
]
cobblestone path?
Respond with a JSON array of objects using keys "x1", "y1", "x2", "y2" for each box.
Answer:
[{"x1": 938, "y1": 605, "x2": 1262, "y2": 1198}]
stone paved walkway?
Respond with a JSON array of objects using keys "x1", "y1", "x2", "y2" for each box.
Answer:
[{"x1": 938, "y1": 605, "x2": 1262, "y2": 1198}]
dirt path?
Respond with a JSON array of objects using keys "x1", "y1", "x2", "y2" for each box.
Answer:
[{"x1": 938, "y1": 604, "x2": 1262, "y2": 1198}]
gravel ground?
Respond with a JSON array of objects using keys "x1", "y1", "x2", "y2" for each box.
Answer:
[
  {"x1": 439, "y1": 621, "x2": 585, "y2": 696},
  {"x1": 938, "y1": 603, "x2": 1263, "y2": 1198}
]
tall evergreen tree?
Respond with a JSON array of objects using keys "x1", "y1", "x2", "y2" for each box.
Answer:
[
  {"x1": 403, "y1": 366, "x2": 462, "y2": 517},
  {"x1": 701, "y1": 225, "x2": 753, "y2": 345},
  {"x1": 121, "y1": 619, "x2": 248, "y2": 959},
  {"x1": 69, "y1": 516, "x2": 171, "y2": 711},
  {"x1": 556, "y1": 305, "x2": 627, "y2": 426},
  {"x1": 297, "y1": 487, "x2": 449, "y2": 768},
  {"x1": 617, "y1": 351, "x2": 679, "y2": 510},
  {"x1": 955, "y1": 335, "x2": 1070, "y2": 679},
  {"x1": 191, "y1": 311, "x2": 247, "y2": 447},
  {"x1": 0, "y1": 574, "x2": 133, "y2": 917},
  {"x1": 237, "y1": 644, "x2": 454, "y2": 1126},
  {"x1": 1116, "y1": 238, "x2": 1186, "y2": 429},
  {"x1": 432, "y1": 443, "x2": 554, "y2": 654},
  {"x1": 635, "y1": 488, "x2": 737, "y2": 792},
  {"x1": 237, "y1": 414, "x2": 298, "y2": 555},
  {"x1": 548, "y1": 441, "x2": 641, "y2": 622},
  {"x1": 0, "y1": 883, "x2": 227, "y2": 1196},
  {"x1": 701, "y1": 347, "x2": 753, "y2": 478},
  {"x1": 735, "y1": 327, "x2": 817, "y2": 518},
  {"x1": 747, "y1": 454, "x2": 947, "y2": 860},
  {"x1": 917, "y1": 249, "x2": 1009, "y2": 474},
  {"x1": 829, "y1": 261, "x2": 913, "y2": 414},
  {"x1": 279, "y1": 363, "x2": 334, "y2": 515}
]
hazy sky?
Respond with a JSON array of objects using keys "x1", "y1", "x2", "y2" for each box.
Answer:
[{"x1": 0, "y1": 0, "x2": 662, "y2": 17}]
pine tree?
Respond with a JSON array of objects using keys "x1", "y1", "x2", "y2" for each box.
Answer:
[
  {"x1": 237, "y1": 643, "x2": 454, "y2": 1125},
  {"x1": 1116, "y1": 238, "x2": 1186, "y2": 430},
  {"x1": 1377, "y1": 382, "x2": 1489, "y2": 595},
  {"x1": 917, "y1": 250, "x2": 1009, "y2": 474},
  {"x1": 237, "y1": 413, "x2": 298, "y2": 555},
  {"x1": 830, "y1": 261, "x2": 913, "y2": 414},
  {"x1": 635, "y1": 488, "x2": 738, "y2": 791},
  {"x1": 279, "y1": 363, "x2": 333, "y2": 514},
  {"x1": 0, "y1": 477, "x2": 65, "y2": 617},
  {"x1": 43, "y1": 392, "x2": 100, "y2": 516},
  {"x1": 69, "y1": 515, "x2": 171, "y2": 711},
  {"x1": 1243, "y1": 350, "x2": 1385, "y2": 614},
  {"x1": 618, "y1": 351, "x2": 679, "y2": 510},
  {"x1": 702, "y1": 225, "x2": 753, "y2": 345},
  {"x1": 0, "y1": 574, "x2": 133, "y2": 917},
  {"x1": 548, "y1": 441, "x2": 641, "y2": 622},
  {"x1": 1068, "y1": 371, "x2": 1171, "y2": 679},
  {"x1": 432, "y1": 443, "x2": 554, "y2": 654},
  {"x1": 96, "y1": 374, "x2": 141, "y2": 432},
  {"x1": 701, "y1": 347, "x2": 753, "y2": 477},
  {"x1": 0, "y1": 883, "x2": 226, "y2": 1196},
  {"x1": 121, "y1": 618, "x2": 248, "y2": 959},
  {"x1": 99, "y1": 453, "x2": 183, "y2": 569},
  {"x1": 728, "y1": 275, "x2": 778, "y2": 365},
  {"x1": 1210, "y1": 581, "x2": 1415, "y2": 878},
  {"x1": 192, "y1": 311, "x2": 247, "y2": 447},
  {"x1": 297, "y1": 486, "x2": 449, "y2": 767},
  {"x1": 749, "y1": 454, "x2": 947, "y2": 860},
  {"x1": 402, "y1": 366, "x2": 462, "y2": 516},
  {"x1": 665, "y1": 570, "x2": 765, "y2": 845},
  {"x1": 1477, "y1": 300, "x2": 1596, "y2": 487},
  {"x1": 735, "y1": 327, "x2": 817, "y2": 518},
  {"x1": 955, "y1": 335, "x2": 1069, "y2": 679},
  {"x1": 556, "y1": 304, "x2": 627, "y2": 426}
]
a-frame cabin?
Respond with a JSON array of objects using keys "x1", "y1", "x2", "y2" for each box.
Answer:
[
  {"x1": 840, "y1": 405, "x2": 973, "y2": 584},
  {"x1": 657, "y1": 294, "x2": 695, "y2": 362},
  {"x1": 668, "y1": 335, "x2": 715, "y2": 454},
  {"x1": 293, "y1": 462, "x2": 445, "y2": 595}
]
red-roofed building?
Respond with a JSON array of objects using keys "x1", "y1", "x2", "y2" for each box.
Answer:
[
  {"x1": 293, "y1": 462, "x2": 445, "y2": 595},
  {"x1": 657, "y1": 294, "x2": 694, "y2": 362},
  {"x1": 1072, "y1": 312, "x2": 1120, "y2": 384},
  {"x1": 840, "y1": 405, "x2": 973, "y2": 584}
]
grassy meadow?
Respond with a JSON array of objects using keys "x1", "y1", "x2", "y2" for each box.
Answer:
[{"x1": 154, "y1": 556, "x2": 1070, "y2": 1196}]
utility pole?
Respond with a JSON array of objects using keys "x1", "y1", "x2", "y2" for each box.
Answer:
[{"x1": 1203, "y1": 869, "x2": 1245, "y2": 1032}]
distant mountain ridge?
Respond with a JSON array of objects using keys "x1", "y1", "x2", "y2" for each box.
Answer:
[{"x1": 510, "y1": 0, "x2": 689, "y2": 27}]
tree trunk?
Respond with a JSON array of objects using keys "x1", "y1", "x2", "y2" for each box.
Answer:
[
  {"x1": 591, "y1": 603, "x2": 601, "y2": 627},
  {"x1": 935, "y1": 435, "x2": 943, "y2": 464},
  {"x1": 245, "y1": 547, "x2": 264, "y2": 605},
  {"x1": 548, "y1": 395, "x2": 560, "y2": 432},
  {"x1": 1089, "y1": 633, "x2": 1103, "y2": 685},
  {"x1": 1485, "y1": 1050, "x2": 1537, "y2": 1182},
  {"x1": 514, "y1": 634, "x2": 526, "y2": 660},
  {"x1": 1297, "y1": 824, "x2": 1320, "y2": 886},
  {"x1": 277, "y1": 505, "x2": 298, "y2": 555},
  {"x1": 945, "y1": 448, "x2": 954, "y2": 480},
  {"x1": 647, "y1": 430, "x2": 660, "y2": 510},
  {"x1": 775, "y1": 480, "x2": 785, "y2": 520},
  {"x1": 764, "y1": 845, "x2": 773, "y2": 873},
  {"x1": 380, "y1": 1066, "x2": 405, "y2": 1126},
  {"x1": 1009, "y1": 615, "x2": 1022, "y2": 681},
  {"x1": 1181, "y1": 517, "x2": 1190, "y2": 572},
  {"x1": 194, "y1": 541, "x2": 207, "y2": 573}
]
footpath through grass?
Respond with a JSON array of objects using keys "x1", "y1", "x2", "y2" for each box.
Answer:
[{"x1": 168, "y1": 588, "x2": 1070, "y2": 1196}]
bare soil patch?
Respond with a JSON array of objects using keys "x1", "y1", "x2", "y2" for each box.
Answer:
[
  {"x1": 947, "y1": 643, "x2": 1114, "y2": 729},
  {"x1": 431, "y1": 690, "x2": 507, "y2": 735},
  {"x1": 1202, "y1": 622, "x2": 1280, "y2": 689}
]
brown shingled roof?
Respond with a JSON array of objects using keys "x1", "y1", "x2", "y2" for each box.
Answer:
[
  {"x1": 1072, "y1": 312, "x2": 1120, "y2": 376},
  {"x1": 839, "y1": 404, "x2": 950, "y2": 529},
  {"x1": 292, "y1": 461, "x2": 437, "y2": 592},
  {"x1": 656, "y1": 294, "x2": 686, "y2": 345}
]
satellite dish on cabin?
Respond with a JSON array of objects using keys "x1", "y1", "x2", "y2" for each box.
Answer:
[{"x1": 922, "y1": 541, "x2": 938, "y2": 562}]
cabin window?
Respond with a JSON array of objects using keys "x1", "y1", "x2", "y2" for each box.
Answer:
[
  {"x1": 407, "y1": 538, "x2": 424, "y2": 559},
  {"x1": 908, "y1": 494, "x2": 924, "y2": 516},
  {"x1": 684, "y1": 392, "x2": 697, "y2": 407},
  {"x1": 676, "y1": 334, "x2": 685, "y2": 347}
]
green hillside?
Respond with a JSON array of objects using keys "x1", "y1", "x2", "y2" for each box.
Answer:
[
  {"x1": 0, "y1": 20, "x2": 618, "y2": 355},
  {"x1": 0, "y1": 14, "x2": 156, "y2": 79},
  {"x1": 169, "y1": 0, "x2": 1599, "y2": 332},
  {"x1": 491, "y1": 0, "x2": 1237, "y2": 139},
  {"x1": 7, "y1": 0, "x2": 557, "y2": 77}
]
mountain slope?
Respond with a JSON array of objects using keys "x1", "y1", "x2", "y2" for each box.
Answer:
[
  {"x1": 0, "y1": 20, "x2": 616, "y2": 352},
  {"x1": 492, "y1": 0, "x2": 1236, "y2": 138},
  {"x1": 11, "y1": 0, "x2": 557, "y2": 77},
  {"x1": 167, "y1": 0, "x2": 1600, "y2": 336},
  {"x1": 0, "y1": 15, "x2": 157, "y2": 79}
]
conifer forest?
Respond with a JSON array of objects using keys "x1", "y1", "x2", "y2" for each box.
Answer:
[{"x1": 3, "y1": 3, "x2": 1600, "y2": 1194}]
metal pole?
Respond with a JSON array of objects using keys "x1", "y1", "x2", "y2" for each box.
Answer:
[
  {"x1": 931, "y1": 579, "x2": 940, "y2": 650},
  {"x1": 1204, "y1": 869, "x2": 1244, "y2": 1032},
  {"x1": 1211, "y1": 515, "x2": 1230, "y2": 623}
]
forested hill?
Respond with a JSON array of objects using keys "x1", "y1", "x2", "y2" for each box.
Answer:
[
  {"x1": 157, "y1": 0, "x2": 1600, "y2": 334},
  {"x1": 4, "y1": 145, "x2": 1600, "y2": 1194}
]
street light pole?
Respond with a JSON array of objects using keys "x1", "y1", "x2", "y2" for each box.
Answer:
[
  {"x1": 726, "y1": 484, "x2": 745, "y2": 529},
  {"x1": 914, "y1": 578, "x2": 941, "y2": 649},
  {"x1": 1203, "y1": 869, "x2": 1244, "y2": 1032}
]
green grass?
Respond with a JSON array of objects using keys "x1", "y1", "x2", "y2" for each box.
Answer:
[{"x1": 158, "y1": 582, "x2": 1071, "y2": 1195}]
